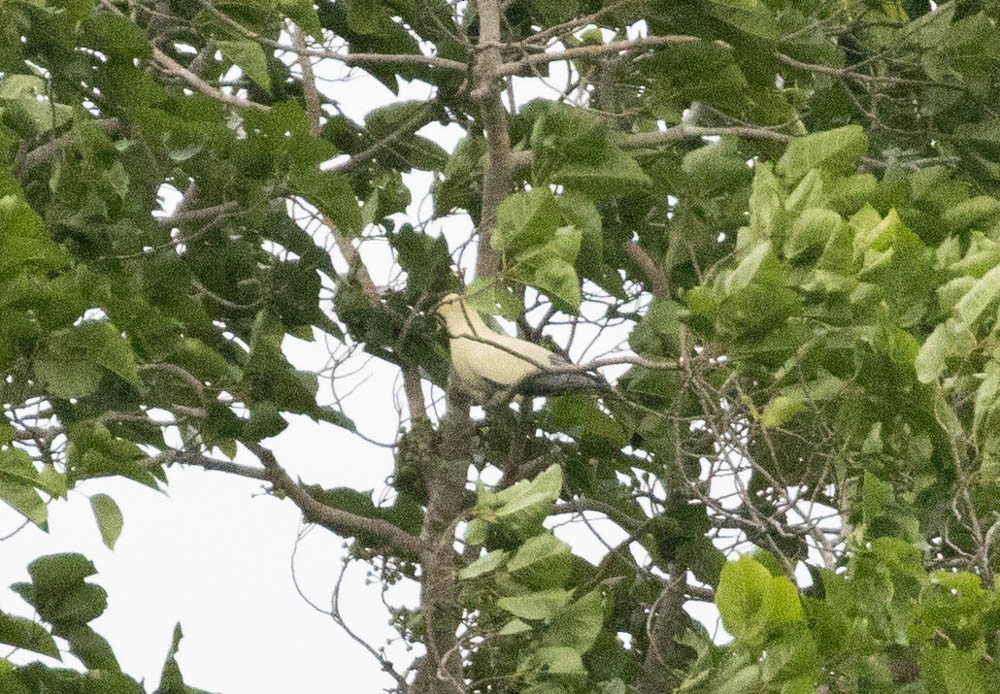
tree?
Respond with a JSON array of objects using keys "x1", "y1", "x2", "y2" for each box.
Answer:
[{"x1": 3, "y1": 0, "x2": 1000, "y2": 691}]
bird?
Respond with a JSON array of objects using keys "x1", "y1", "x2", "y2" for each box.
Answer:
[{"x1": 433, "y1": 293, "x2": 609, "y2": 402}]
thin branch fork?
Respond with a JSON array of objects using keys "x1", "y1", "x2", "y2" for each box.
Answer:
[
  {"x1": 496, "y1": 34, "x2": 703, "y2": 76},
  {"x1": 774, "y1": 52, "x2": 966, "y2": 90},
  {"x1": 247, "y1": 442, "x2": 423, "y2": 557},
  {"x1": 151, "y1": 45, "x2": 269, "y2": 111},
  {"x1": 290, "y1": 24, "x2": 381, "y2": 304},
  {"x1": 96, "y1": 0, "x2": 267, "y2": 111}
]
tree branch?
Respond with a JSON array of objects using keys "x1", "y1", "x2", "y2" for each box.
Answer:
[
  {"x1": 774, "y1": 51, "x2": 966, "y2": 90},
  {"x1": 248, "y1": 442, "x2": 423, "y2": 557},
  {"x1": 626, "y1": 242, "x2": 671, "y2": 299},
  {"x1": 15, "y1": 118, "x2": 120, "y2": 177},
  {"x1": 156, "y1": 200, "x2": 241, "y2": 228},
  {"x1": 624, "y1": 123, "x2": 792, "y2": 147},
  {"x1": 471, "y1": 0, "x2": 512, "y2": 280},
  {"x1": 279, "y1": 45, "x2": 467, "y2": 73},
  {"x1": 497, "y1": 34, "x2": 702, "y2": 77},
  {"x1": 333, "y1": 103, "x2": 437, "y2": 173},
  {"x1": 292, "y1": 25, "x2": 380, "y2": 303},
  {"x1": 151, "y1": 45, "x2": 269, "y2": 111},
  {"x1": 519, "y1": 0, "x2": 636, "y2": 47},
  {"x1": 508, "y1": 121, "x2": 793, "y2": 175},
  {"x1": 155, "y1": 451, "x2": 269, "y2": 480}
]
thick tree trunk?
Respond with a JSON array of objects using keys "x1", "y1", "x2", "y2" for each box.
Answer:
[
  {"x1": 635, "y1": 570, "x2": 692, "y2": 693},
  {"x1": 414, "y1": 2, "x2": 513, "y2": 689},
  {"x1": 471, "y1": 0, "x2": 511, "y2": 280},
  {"x1": 414, "y1": 386, "x2": 472, "y2": 694}
]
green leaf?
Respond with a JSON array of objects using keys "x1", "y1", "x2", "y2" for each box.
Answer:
[
  {"x1": 0, "y1": 76, "x2": 73, "y2": 133},
  {"x1": 763, "y1": 375, "x2": 844, "y2": 427},
  {"x1": 681, "y1": 141, "x2": 753, "y2": 194},
  {"x1": 458, "y1": 550, "x2": 509, "y2": 580},
  {"x1": 26, "y1": 553, "x2": 98, "y2": 596},
  {"x1": 518, "y1": 646, "x2": 586, "y2": 676},
  {"x1": 597, "y1": 680, "x2": 627, "y2": 694},
  {"x1": 760, "y1": 623, "x2": 817, "y2": 684},
  {"x1": 67, "y1": 422, "x2": 158, "y2": 488},
  {"x1": 0, "y1": 478, "x2": 47, "y2": 529},
  {"x1": 33, "y1": 357, "x2": 102, "y2": 401},
  {"x1": 941, "y1": 196, "x2": 1000, "y2": 231},
  {"x1": 507, "y1": 534, "x2": 573, "y2": 589},
  {"x1": 783, "y1": 208, "x2": 842, "y2": 261},
  {"x1": 15, "y1": 555, "x2": 116, "y2": 668},
  {"x1": 554, "y1": 148, "x2": 651, "y2": 194},
  {"x1": 953, "y1": 263, "x2": 1000, "y2": 330},
  {"x1": 289, "y1": 168, "x2": 363, "y2": 237},
  {"x1": 777, "y1": 126, "x2": 868, "y2": 182},
  {"x1": 281, "y1": 0, "x2": 324, "y2": 39},
  {"x1": 499, "y1": 618, "x2": 532, "y2": 636},
  {"x1": 723, "y1": 242, "x2": 775, "y2": 295},
  {"x1": 826, "y1": 173, "x2": 878, "y2": 214},
  {"x1": 345, "y1": 0, "x2": 390, "y2": 34},
  {"x1": 915, "y1": 320, "x2": 977, "y2": 383},
  {"x1": 761, "y1": 395, "x2": 804, "y2": 428},
  {"x1": 45, "y1": 583, "x2": 109, "y2": 627},
  {"x1": 954, "y1": 117, "x2": 1000, "y2": 145},
  {"x1": 81, "y1": 13, "x2": 150, "y2": 60},
  {"x1": 528, "y1": 100, "x2": 611, "y2": 178},
  {"x1": 543, "y1": 590, "x2": 604, "y2": 654},
  {"x1": 628, "y1": 299, "x2": 684, "y2": 358},
  {"x1": 717, "y1": 557, "x2": 772, "y2": 641},
  {"x1": 244, "y1": 401, "x2": 289, "y2": 441},
  {"x1": 749, "y1": 163, "x2": 785, "y2": 242},
  {"x1": 716, "y1": 556, "x2": 801, "y2": 645},
  {"x1": 529, "y1": 255, "x2": 582, "y2": 309},
  {"x1": 81, "y1": 670, "x2": 144, "y2": 693},
  {"x1": 0, "y1": 195, "x2": 70, "y2": 275},
  {"x1": 34, "y1": 321, "x2": 140, "y2": 399},
  {"x1": 217, "y1": 41, "x2": 272, "y2": 92},
  {"x1": 938, "y1": 276, "x2": 977, "y2": 313},
  {"x1": 62, "y1": 624, "x2": 119, "y2": 671},
  {"x1": 973, "y1": 359, "x2": 1000, "y2": 436},
  {"x1": 704, "y1": 0, "x2": 779, "y2": 41},
  {"x1": 492, "y1": 189, "x2": 563, "y2": 258},
  {"x1": 158, "y1": 623, "x2": 186, "y2": 694},
  {"x1": 0, "y1": 612, "x2": 59, "y2": 658},
  {"x1": 784, "y1": 169, "x2": 824, "y2": 218},
  {"x1": 921, "y1": 647, "x2": 985, "y2": 694},
  {"x1": 465, "y1": 518, "x2": 489, "y2": 546},
  {"x1": 497, "y1": 589, "x2": 572, "y2": 621},
  {"x1": 171, "y1": 338, "x2": 241, "y2": 386},
  {"x1": 89, "y1": 494, "x2": 123, "y2": 550},
  {"x1": 476, "y1": 465, "x2": 563, "y2": 540}
]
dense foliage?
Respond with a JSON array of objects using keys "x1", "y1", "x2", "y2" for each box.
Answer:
[{"x1": 3, "y1": 0, "x2": 1000, "y2": 692}]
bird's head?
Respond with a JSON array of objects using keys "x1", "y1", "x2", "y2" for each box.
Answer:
[{"x1": 433, "y1": 293, "x2": 480, "y2": 336}]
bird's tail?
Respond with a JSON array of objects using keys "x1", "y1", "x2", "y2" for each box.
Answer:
[{"x1": 518, "y1": 371, "x2": 610, "y2": 397}]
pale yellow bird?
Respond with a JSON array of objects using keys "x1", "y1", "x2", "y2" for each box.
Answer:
[{"x1": 434, "y1": 293, "x2": 608, "y2": 401}]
